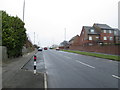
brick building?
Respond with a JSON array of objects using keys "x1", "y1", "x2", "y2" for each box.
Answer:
[
  {"x1": 79, "y1": 23, "x2": 120, "y2": 46},
  {"x1": 68, "y1": 23, "x2": 120, "y2": 55},
  {"x1": 69, "y1": 35, "x2": 80, "y2": 46}
]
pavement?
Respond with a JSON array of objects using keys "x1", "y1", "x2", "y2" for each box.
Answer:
[
  {"x1": 2, "y1": 50, "x2": 45, "y2": 88},
  {"x1": 43, "y1": 49, "x2": 119, "y2": 88}
]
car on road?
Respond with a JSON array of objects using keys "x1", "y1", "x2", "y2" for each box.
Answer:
[
  {"x1": 38, "y1": 48, "x2": 42, "y2": 51},
  {"x1": 44, "y1": 47, "x2": 48, "y2": 50},
  {"x1": 56, "y1": 47, "x2": 60, "y2": 51}
]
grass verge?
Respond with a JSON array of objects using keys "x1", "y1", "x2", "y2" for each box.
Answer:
[{"x1": 62, "y1": 50, "x2": 120, "y2": 61}]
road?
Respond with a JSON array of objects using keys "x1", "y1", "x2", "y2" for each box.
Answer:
[{"x1": 43, "y1": 49, "x2": 119, "y2": 88}]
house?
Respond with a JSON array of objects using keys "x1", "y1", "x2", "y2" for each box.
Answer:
[
  {"x1": 79, "y1": 23, "x2": 120, "y2": 46},
  {"x1": 93, "y1": 23, "x2": 115, "y2": 44},
  {"x1": 59, "y1": 40, "x2": 69, "y2": 49},
  {"x1": 79, "y1": 26, "x2": 100, "y2": 46},
  {"x1": 69, "y1": 35, "x2": 80, "y2": 46},
  {"x1": 113, "y1": 28, "x2": 120, "y2": 43}
]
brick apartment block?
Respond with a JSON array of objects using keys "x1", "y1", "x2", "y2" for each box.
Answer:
[{"x1": 79, "y1": 23, "x2": 120, "y2": 46}]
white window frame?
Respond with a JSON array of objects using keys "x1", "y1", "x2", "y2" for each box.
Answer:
[
  {"x1": 89, "y1": 36, "x2": 92, "y2": 40},
  {"x1": 103, "y1": 30, "x2": 106, "y2": 33},
  {"x1": 109, "y1": 30, "x2": 112, "y2": 33},
  {"x1": 109, "y1": 37, "x2": 113, "y2": 40},
  {"x1": 90, "y1": 29, "x2": 94, "y2": 33},
  {"x1": 96, "y1": 37, "x2": 99, "y2": 39},
  {"x1": 103, "y1": 36, "x2": 107, "y2": 40},
  {"x1": 114, "y1": 31, "x2": 117, "y2": 35}
]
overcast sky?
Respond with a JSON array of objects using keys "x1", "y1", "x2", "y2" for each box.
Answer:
[{"x1": 1, "y1": 0, "x2": 119, "y2": 47}]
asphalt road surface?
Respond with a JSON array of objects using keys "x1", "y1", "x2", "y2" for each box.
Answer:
[{"x1": 43, "y1": 49, "x2": 119, "y2": 88}]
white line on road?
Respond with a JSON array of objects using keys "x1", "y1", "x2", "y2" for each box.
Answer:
[
  {"x1": 112, "y1": 75, "x2": 120, "y2": 79},
  {"x1": 76, "y1": 60, "x2": 95, "y2": 69},
  {"x1": 44, "y1": 73, "x2": 48, "y2": 89},
  {"x1": 43, "y1": 54, "x2": 48, "y2": 89}
]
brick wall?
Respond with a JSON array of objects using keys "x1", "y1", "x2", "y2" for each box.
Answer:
[{"x1": 69, "y1": 45, "x2": 120, "y2": 55}]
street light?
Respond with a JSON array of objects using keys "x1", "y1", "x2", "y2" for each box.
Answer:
[{"x1": 23, "y1": 0, "x2": 25, "y2": 22}]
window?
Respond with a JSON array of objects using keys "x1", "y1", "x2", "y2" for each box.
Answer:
[
  {"x1": 89, "y1": 43, "x2": 93, "y2": 46},
  {"x1": 109, "y1": 37, "x2": 113, "y2": 40},
  {"x1": 114, "y1": 31, "x2": 117, "y2": 35},
  {"x1": 90, "y1": 29, "x2": 94, "y2": 33},
  {"x1": 89, "y1": 36, "x2": 92, "y2": 40},
  {"x1": 103, "y1": 30, "x2": 106, "y2": 33},
  {"x1": 103, "y1": 36, "x2": 107, "y2": 40},
  {"x1": 96, "y1": 37, "x2": 99, "y2": 39},
  {"x1": 109, "y1": 30, "x2": 112, "y2": 33},
  {"x1": 82, "y1": 31, "x2": 84, "y2": 34},
  {"x1": 99, "y1": 43, "x2": 103, "y2": 45}
]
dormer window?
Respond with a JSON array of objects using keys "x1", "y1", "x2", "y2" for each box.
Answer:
[{"x1": 90, "y1": 29, "x2": 94, "y2": 33}]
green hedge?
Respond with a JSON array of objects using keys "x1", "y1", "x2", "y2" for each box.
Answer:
[{"x1": 2, "y1": 11, "x2": 27, "y2": 58}]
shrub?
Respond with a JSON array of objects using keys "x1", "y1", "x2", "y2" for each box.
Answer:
[{"x1": 2, "y1": 11, "x2": 27, "y2": 58}]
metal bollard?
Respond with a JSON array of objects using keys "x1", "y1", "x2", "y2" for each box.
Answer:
[{"x1": 34, "y1": 55, "x2": 37, "y2": 74}]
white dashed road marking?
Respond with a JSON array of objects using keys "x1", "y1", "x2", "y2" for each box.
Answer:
[
  {"x1": 112, "y1": 75, "x2": 120, "y2": 79},
  {"x1": 76, "y1": 60, "x2": 95, "y2": 69}
]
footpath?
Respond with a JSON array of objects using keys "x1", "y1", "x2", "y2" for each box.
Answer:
[{"x1": 2, "y1": 50, "x2": 45, "y2": 89}]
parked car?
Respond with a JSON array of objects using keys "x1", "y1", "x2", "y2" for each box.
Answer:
[
  {"x1": 44, "y1": 47, "x2": 48, "y2": 50},
  {"x1": 38, "y1": 48, "x2": 42, "y2": 51},
  {"x1": 56, "y1": 47, "x2": 60, "y2": 50}
]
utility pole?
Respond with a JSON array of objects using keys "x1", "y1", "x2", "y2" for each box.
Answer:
[
  {"x1": 34, "y1": 32, "x2": 35, "y2": 45},
  {"x1": 23, "y1": 0, "x2": 25, "y2": 22},
  {"x1": 118, "y1": 1, "x2": 120, "y2": 29},
  {"x1": 64, "y1": 28, "x2": 66, "y2": 41}
]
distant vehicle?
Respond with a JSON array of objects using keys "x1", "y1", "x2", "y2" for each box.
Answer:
[
  {"x1": 49, "y1": 47, "x2": 53, "y2": 49},
  {"x1": 56, "y1": 47, "x2": 60, "y2": 50},
  {"x1": 44, "y1": 47, "x2": 48, "y2": 50},
  {"x1": 38, "y1": 48, "x2": 42, "y2": 51}
]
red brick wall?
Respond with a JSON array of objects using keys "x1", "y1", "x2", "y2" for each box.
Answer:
[
  {"x1": 72, "y1": 36, "x2": 80, "y2": 46},
  {"x1": 69, "y1": 45, "x2": 120, "y2": 55}
]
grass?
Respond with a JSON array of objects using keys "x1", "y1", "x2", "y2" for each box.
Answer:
[{"x1": 61, "y1": 50, "x2": 120, "y2": 61}]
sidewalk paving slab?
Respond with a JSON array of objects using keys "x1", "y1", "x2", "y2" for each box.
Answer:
[{"x1": 2, "y1": 50, "x2": 45, "y2": 89}]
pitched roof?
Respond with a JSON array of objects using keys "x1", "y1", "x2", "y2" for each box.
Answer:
[
  {"x1": 69, "y1": 35, "x2": 79, "y2": 42},
  {"x1": 94, "y1": 23, "x2": 114, "y2": 30},
  {"x1": 83, "y1": 26, "x2": 100, "y2": 35}
]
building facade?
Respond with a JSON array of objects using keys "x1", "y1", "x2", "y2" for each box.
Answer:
[{"x1": 79, "y1": 23, "x2": 120, "y2": 46}]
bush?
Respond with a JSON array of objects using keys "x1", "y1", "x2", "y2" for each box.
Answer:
[{"x1": 2, "y1": 11, "x2": 27, "y2": 58}]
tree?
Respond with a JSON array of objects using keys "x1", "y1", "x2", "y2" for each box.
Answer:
[{"x1": 2, "y1": 11, "x2": 27, "y2": 58}]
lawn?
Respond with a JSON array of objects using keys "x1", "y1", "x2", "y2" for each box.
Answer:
[{"x1": 62, "y1": 50, "x2": 120, "y2": 61}]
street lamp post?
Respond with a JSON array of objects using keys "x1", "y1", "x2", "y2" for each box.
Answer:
[{"x1": 23, "y1": 0, "x2": 25, "y2": 22}]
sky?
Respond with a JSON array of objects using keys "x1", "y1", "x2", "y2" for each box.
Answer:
[{"x1": 0, "y1": 0, "x2": 119, "y2": 47}]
